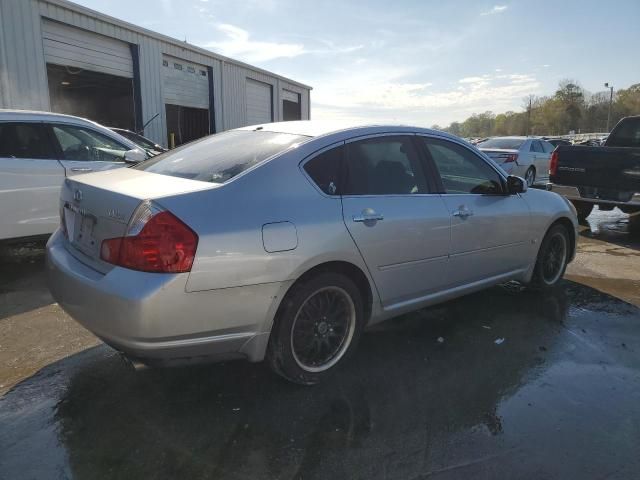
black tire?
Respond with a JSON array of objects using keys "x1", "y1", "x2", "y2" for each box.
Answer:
[
  {"x1": 529, "y1": 224, "x2": 570, "y2": 290},
  {"x1": 524, "y1": 167, "x2": 536, "y2": 186},
  {"x1": 267, "y1": 272, "x2": 365, "y2": 385},
  {"x1": 573, "y1": 201, "x2": 593, "y2": 222}
]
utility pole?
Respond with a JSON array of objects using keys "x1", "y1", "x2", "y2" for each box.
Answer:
[
  {"x1": 526, "y1": 95, "x2": 532, "y2": 135},
  {"x1": 604, "y1": 82, "x2": 614, "y2": 132}
]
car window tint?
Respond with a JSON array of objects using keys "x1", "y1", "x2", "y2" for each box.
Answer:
[
  {"x1": 0, "y1": 123, "x2": 56, "y2": 159},
  {"x1": 422, "y1": 138, "x2": 504, "y2": 195},
  {"x1": 304, "y1": 146, "x2": 342, "y2": 195},
  {"x1": 137, "y1": 130, "x2": 307, "y2": 183},
  {"x1": 344, "y1": 136, "x2": 425, "y2": 195},
  {"x1": 53, "y1": 125, "x2": 129, "y2": 162}
]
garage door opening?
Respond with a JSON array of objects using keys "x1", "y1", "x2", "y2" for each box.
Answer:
[
  {"x1": 47, "y1": 64, "x2": 135, "y2": 130},
  {"x1": 282, "y1": 90, "x2": 301, "y2": 121},
  {"x1": 165, "y1": 104, "x2": 209, "y2": 147}
]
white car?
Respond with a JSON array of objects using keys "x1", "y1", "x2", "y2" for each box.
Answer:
[
  {"x1": 0, "y1": 110, "x2": 147, "y2": 242},
  {"x1": 477, "y1": 136, "x2": 556, "y2": 186}
]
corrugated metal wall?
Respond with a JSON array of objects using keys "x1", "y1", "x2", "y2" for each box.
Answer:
[{"x1": 0, "y1": 0, "x2": 311, "y2": 146}]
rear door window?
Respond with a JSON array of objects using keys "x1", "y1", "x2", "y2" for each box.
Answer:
[
  {"x1": 136, "y1": 130, "x2": 307, "y2": 183},
  {"x1": 0, "y1": 123, "x2": 57, "y2": 159},
  {"x1": 343, "y1": 136, "x2": 427, "y2": 195}
]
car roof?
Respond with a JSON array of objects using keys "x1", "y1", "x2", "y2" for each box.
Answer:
[
  {"x1": 234, "y1": 120, "x2": 463, "y2": 142},
  {"x1": 0, "y1": 109, "x2": 96, "y2": 124}
]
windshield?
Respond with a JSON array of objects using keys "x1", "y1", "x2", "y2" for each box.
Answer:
[
  {"x1": 477, "y1": 138, "x2": 525, "y2": 149},
  {"x1": 135, "y1": 130, "x2": 307, "y2": 183},
  {"x1": 115, "y1": 129, "x2": 159, "y2": 150}
]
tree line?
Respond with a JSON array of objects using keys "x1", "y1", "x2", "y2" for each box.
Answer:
[{"x1": 434, "y1": 80, "x2": 640, "y2": 138}]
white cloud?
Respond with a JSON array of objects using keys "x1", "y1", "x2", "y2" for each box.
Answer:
[
  {"x1": 204, "y1": 24, "x2": 306, "y2": 62},
  {"x1": 481, "y1": 5, "x2": 508, "y2": 16},
  {"x1": 312, "y1": 69, "x2": 540, "y2": 126},
  {"x1": 459, "y1": 76, "x2": 486, "y2": 84},
  {"x1": 202, "y1": 24, "x2": 363, "y2": 63}
]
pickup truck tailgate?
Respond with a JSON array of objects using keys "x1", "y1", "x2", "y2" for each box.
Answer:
[{"x1": 551, "y1": 145, "x2": 640, "y2": 191}]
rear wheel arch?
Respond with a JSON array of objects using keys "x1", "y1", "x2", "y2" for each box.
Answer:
[{"x1": 279, "y1": 261, "x2": 374, "y2": 326}]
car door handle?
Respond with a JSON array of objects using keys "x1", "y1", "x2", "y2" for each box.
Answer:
[
  {"x1": 452, "y1": 209, "x2": 474, "y2": 219},
  {"x1": 353, "y1": 212, "x2": 384, "y2": 223},
  {"x1": 70, "y1": 167, "x2": 93, "y2": 172}
]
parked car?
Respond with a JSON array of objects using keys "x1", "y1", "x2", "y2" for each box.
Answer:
[
  {"x1": 110, "y1": 128, "x2": 167, "y2": 157},
  {"x1": 47, "y1": 122, "x2": 578, "y2": 384},
  {"x1": 548, "y1": 115, "x2": 640, "y2": 229},
  {"x1": 0, "y1": 110, "x2": 147, "y2": 242},
  {"x1": 477, "y1": 136, "x2": 556, "y2": 185}
]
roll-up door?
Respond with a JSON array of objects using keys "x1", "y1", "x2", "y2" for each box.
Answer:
[
  {"x1": 246, "y1": 79, "x2": 273, "y2": 125},
  {"x1": 42, "y1": 19, "x2": 133, "y2": 78},
  {"x1": 282, "y1": 89, "x2": 301, "y2": 121},
  {"x1": 162, "y1": 55, "x2": 209, "y2": 109}
]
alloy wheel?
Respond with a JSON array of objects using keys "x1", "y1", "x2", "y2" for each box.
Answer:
[
  {"x1": 525, "y1": 168, "x2": 536, "y2": 186},
  {"x1": 290, "y1": 286, "x2": 356, "y2": 372},
  {"x1": 542, "y1": 232, "x2": 567, "y2": 284}
]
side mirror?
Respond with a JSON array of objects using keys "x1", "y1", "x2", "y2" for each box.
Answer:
[
  {"x1": 123, "y1": 149, "x2": 147, "y2": 164},
  {"x1": 507, "y1": 175, "x2": 527, "y2": 194}
]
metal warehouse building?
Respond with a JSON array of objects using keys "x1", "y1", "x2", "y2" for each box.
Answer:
[{"x1": 0, "y1": 0, "x2": 311, "y2": 147}]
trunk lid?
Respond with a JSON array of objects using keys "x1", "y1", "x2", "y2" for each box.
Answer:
[{"x1": 60, "y1": 168, "x2": 217, "y2": 273}]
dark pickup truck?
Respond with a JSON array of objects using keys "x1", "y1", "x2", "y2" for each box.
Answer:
[{"x1": 548, "y1": 115, "x2": 640, "y2": 231}]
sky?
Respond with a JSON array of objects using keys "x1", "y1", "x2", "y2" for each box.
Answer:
[{"x1": 75, "y1": 0, "x2": 640, "y2": 127}]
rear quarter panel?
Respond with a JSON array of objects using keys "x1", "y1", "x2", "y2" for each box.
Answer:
[{"x1": 155, "y1": 143, "x2": 371, "y2": 294}]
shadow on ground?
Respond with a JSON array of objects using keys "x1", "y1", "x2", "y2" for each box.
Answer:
[
  {"x1": 0, "y1": 239, "x2": 52, "y2": 319},
  {"x1": 1, "y1": 282, "x2": 639, "y2": 479}
]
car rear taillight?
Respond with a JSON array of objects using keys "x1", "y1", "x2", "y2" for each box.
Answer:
[
  {"x1": 101, "y1": 202, "x2": 198, "y2": 273},
  {"x1": 504, "y1": 153, "x2": 518, "y2": 163},
  {"x1": 549, "y1": 151, "x2": 558, "y2": 176}
]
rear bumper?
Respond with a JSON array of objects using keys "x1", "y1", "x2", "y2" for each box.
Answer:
[
  {"x1": 46, "y1": 230, "x2": 286, "y2": 363},
  {"x1": 546, "y1": 184, "x2": 640, "y2": 209}
]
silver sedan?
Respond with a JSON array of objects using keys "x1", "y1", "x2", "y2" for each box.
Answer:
[{"x1": 47, "y1": 122, "x2": 578, "y2": 384}]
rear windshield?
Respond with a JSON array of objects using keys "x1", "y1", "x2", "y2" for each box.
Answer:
[
  {"x1": 608, "y1": 117, "x2": 640, "y2": 147},
  {"x1": 477, "y1": 138, "x2": 524, "y2": 150},
  {"x1": 135, "y1": 130, "x2": 307, "y2": 183}
]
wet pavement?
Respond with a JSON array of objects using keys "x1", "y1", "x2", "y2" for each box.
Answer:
[{"x1": 1, "y1": 209, "x2": 640, "y2": 479}]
